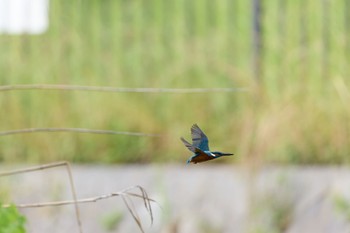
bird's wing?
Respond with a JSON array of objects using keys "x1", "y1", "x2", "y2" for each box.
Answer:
[
  {"x1": 191, "y1": 124, "x2": 209, "y2": 151},
  {"x1": 180, "y1": 137, "x2": 196, "y2": 152}
]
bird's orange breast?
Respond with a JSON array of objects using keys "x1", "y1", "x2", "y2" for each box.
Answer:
[{"x1": 190, "y1": 153, "x2": 215, "y2": 164}]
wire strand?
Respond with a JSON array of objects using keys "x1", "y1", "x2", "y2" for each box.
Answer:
[
  {"x1": 0, "y1": 84, "x2": 248, "y2": 93},
  {"x1": 0, "y1": 128, "x2": 160, "y2": 137}
]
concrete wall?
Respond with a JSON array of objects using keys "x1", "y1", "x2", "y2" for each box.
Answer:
[{"x1": 1, "y1": 165, "x2": 350, "y2": 233}]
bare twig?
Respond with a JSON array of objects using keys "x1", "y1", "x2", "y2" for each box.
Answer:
[
  {"x1": 0, "y1": 84, "x2": 247, "y2": 93},
  {"x1": 0, "y1": 162, "x2": 83, "y2": 233},
  {"x1": 65, "y1": 162, "x2": 83, "y2": 233},
  {"x1": 0, "y1": 128, "x2": 160, "y2": 137},
  {"x1": 1, "y1": 190, "x2": 156, "y2": 208}
]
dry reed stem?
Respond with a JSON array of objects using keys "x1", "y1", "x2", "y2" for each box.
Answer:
[{"x1": 1, "y1": 188, "x2": 156, "y2": 208}]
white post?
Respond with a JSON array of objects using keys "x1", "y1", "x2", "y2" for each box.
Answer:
[{"x1": 0, "y1": 0, "x2": 49, "y2": 34}]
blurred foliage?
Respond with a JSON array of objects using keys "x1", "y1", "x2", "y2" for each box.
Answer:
[
  {"x1": 101, "y1": 210, "x2": 124, "y2": 232},
  {"x1": 0, "y1": 204, "x2": 26, "y2": 233},
  {"x1": 333, "y1": 195, "x2": 350, "y2": 221},
  {"x1": 0, "y1": 0, "x2": 349, "y2": 164},
  {"x1": 249, "y1": 175, "x2": 294, "y2": 233}
]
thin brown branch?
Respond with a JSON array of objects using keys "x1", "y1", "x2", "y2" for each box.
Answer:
[
  {"x1": 1, "y1": 192, "x2": 156, "y2": 208},
  {"x1": 65, "y1": 162, "x2": 83, "y2": 233}
]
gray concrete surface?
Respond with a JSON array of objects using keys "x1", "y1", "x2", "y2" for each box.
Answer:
[{"x1": 1, "y1": 164, "x2": 350, "y2": 233}]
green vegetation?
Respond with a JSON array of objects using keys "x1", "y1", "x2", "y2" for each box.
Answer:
[
  {"x1": 249, "y1": 175, "x2": 293, "y2": 233},
  {"x1": 333, "y1": 195, "x2": 350, "y2": 221},
  {"x1": 0, "y1": 0, "x2": 349, "y2": 164},
  {"x1": 0, "y1": 204, "x2": 26, "y2": 233},
  {"x1": 101, "y1": 210, "x2": 124, "y2": 232}
]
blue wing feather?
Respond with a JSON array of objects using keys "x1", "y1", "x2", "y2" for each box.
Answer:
[
  {"x1": 191, "y1": 124, "x2": 210, "y2": 151},
  {"x1": 180, "y1": 137, "x2": 196, "y2": 152}
]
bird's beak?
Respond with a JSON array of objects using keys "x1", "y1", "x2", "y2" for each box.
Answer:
[{"x1": 223, "y1": 153, "x2": 234, "y2": 156}]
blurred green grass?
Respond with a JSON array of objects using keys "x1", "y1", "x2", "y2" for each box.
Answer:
[{"x1": 0, "y1": 0, "x2": 349, "y2": 164}]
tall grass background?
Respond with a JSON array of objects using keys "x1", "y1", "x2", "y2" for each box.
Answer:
[{"x1": 0, "y1": 0, "x2": 349, "y2": 164}]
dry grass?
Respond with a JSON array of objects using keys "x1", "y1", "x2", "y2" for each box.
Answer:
[{"x1": 0, "y1": 0, "x2": 350, "y2": 164}]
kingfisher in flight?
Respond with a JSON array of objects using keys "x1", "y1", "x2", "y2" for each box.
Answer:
[{"x1": 181, "y1": 124, "x2": 233, "y2": 164}]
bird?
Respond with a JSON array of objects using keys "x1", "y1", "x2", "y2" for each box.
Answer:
[{"x1": 180, "y1": 124, "x2": 233, "y2": 164}]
